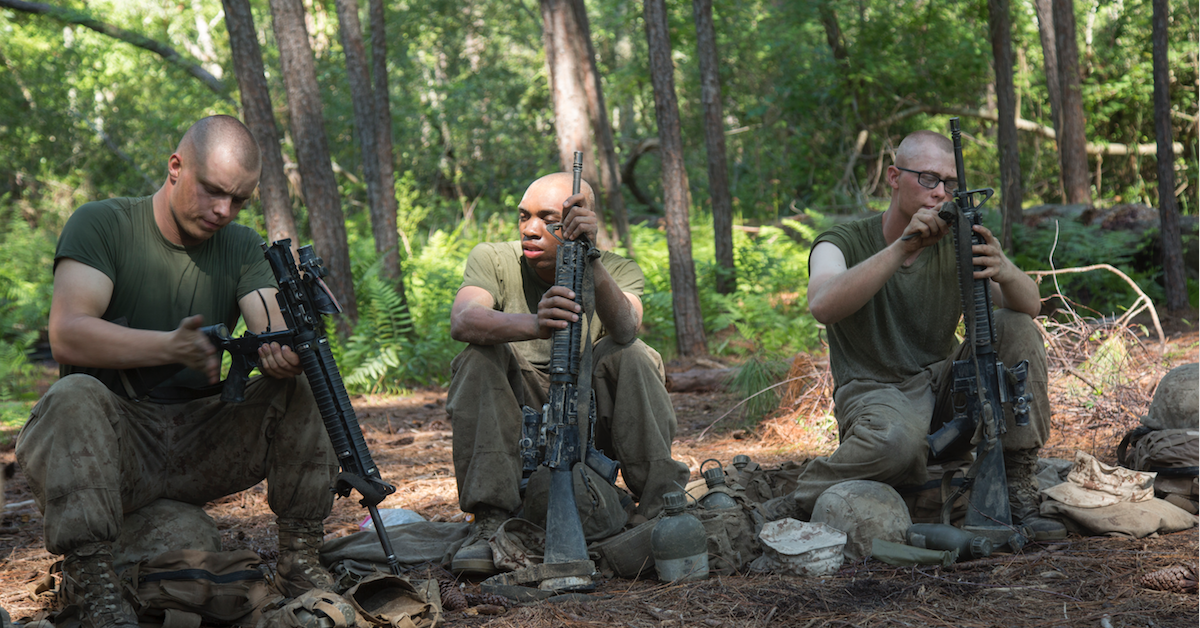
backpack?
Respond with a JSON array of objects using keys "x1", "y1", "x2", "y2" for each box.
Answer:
[
  {"x1": 1118, "y1": 426, "x2": 1199, "y2": 513},
  {"x1": 124, "y1": 549, "x2": 281, "y2": 627}
]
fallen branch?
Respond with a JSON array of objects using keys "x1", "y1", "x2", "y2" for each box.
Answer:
[{"x1": 1026, "y1": 264, "x2": 1166, "y2": 347}]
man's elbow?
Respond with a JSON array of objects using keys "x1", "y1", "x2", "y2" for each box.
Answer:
[{"x1": 808, "y1": 299, "x2": 841, "y2": 326}]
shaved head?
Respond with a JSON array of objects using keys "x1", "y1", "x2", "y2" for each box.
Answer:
[
  {"x1": 177, "y1": 115, "x2": 261, "y2": 175},
  {"x1": 895, "y1": 130, "x2": 952, "y2": 169},
  {"x1": 522, "y1": 172, "x2": 595, "y2": 211}
]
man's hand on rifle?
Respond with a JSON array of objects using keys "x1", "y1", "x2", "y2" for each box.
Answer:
[
  {"x1": 898, "y1": 202, "x2": 951, "y2": 249},
  {"x1": 536, "y1": 286, "x2": 582, "y2": 339},
  {"x1": 559, "y1": 192, "x2": 597, "y2": 242},
  {"x1": 257, "y1": 342, "x2": 304, "y2": 379},
  {"x1": 173, "y1": 314, "x2": 221, "y2": 384}
]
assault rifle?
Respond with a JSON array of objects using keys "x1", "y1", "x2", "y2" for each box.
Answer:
[
  {"x1": 925, "y1": 118, "x2": 1032, "y2": 551},
  {"x1": 516, "y1": 151, "x2": 620, "y2": 592},
  {"x1": 204, "y1": 240, "x2": 403, "y2": 576}
]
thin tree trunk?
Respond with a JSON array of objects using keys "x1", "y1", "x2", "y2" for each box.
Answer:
[
  {"x1": 1032, "y1": 0, "x2": 1065, "y2": 202},
  {"x1": 540, "y1": 0, "x2": 610, "y2": 248},
  {"x1": 571, "y1": 0, "x2": 633, "y2": 255},
  {"x1": 1152, "y1": 0, "x2": 1185, "y2": 312},
  {"x1": 269, "y1": 0, "x2": 357, "y2": 326},
  {"x1": 334, "y1": 0, "x2": 400, "y2": 286},
  {"x1": 1052, "y1": 0, "x2": 1092, "y2": 205},
  {"x1": 222, "y1": 0, "x2": 297, "y2": 249},
  {"x1": 693, "y1": 0, "x2": 735, "y2": 294},
  {"x1": 0, "y1": 0, "x2": 232, "y2": 102},
  {"x1": 368, "y1": 0, "x2": 404, "y2": 293},
  {"x1": 643, "y1": 0, "x2": 708, "y2": 358},
  {"x1": 989, "y1": 0, "x2": 1022, "y2": 252}
]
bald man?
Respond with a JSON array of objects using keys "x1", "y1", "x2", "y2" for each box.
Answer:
[
  {"x1": 445, "y1": 173, "x2": 690, "y2": 574},
  {"x1": 761, "y1": 130, "x2": 1062, "y2": 539},
  {"x1": 16, "y1": 116, "x2": 338, "y2": 627}
]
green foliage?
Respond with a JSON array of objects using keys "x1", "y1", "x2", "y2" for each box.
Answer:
[
  {"x1": 1007, "y1": 217, "x2": 1169, "y2": 317},
  {"x1": 635, "y1": 217, "x2": 822, "y2": 359},
  {"x1": 727, "y1": 353, "x2": 791, "y2": 425},
  {"x1": 337, "y1": 227, "x2": 471, "y2": 392}
]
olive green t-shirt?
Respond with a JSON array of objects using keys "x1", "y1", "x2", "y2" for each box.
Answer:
[
  {"x1": 459, "y1": 241, "x2": 645, "y2": 372},
  {"x1": 813, "y1": 214, "x2": 962, "y2": 390},
  {"x1": 54, "y1": 196, "x2": 275, "y2": 391}
]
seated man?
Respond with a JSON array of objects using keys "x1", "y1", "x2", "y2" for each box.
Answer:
[
  {"x1": 446, "y1": 172, "x2": 690, "y2": 574},
  {"x1": 767, "y1": 130, "x2": 1063, "y2": 539},
  {"x1": 16, "y1": 116, "x2": 339, "y2": 628}
]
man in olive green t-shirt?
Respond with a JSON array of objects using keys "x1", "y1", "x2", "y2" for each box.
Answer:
[
  {"x1": 445, "y1": 172, "x2": 690, "y2": 574},
  {"x1": 764, "y1": 130, "x2": 1063, "y2": 540},
  {"x1": 15, "y1": 116, "x2": 338, "y2": 628}
]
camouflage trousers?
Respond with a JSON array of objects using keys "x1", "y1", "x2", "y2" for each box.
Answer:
[
  {"x1": 16, "y1": 374, "x2": 338, "y2": 555},
  {"x1": 447, "y1": 338, "x2": 690, "y2": 519},
  {"x1": 790, "y1": 309, "x2": 1053, "y2": 519}
]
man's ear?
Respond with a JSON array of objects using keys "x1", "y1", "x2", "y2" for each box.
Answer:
[
  {"x1": 166, "y1": 153, "x2": 183, "y2": 184},
  {"x1": 885, "y1": 165, "x2": 901, "y2": 190}
]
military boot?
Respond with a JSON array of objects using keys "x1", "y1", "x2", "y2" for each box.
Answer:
[
  {"x1": 1005, "y1": 449, "x2": 1067, "y2": 541},
  {"x1": 277, "y1": 518, "x2": 338, "y2": 597},
  {"x1": 451, "y1": 506, "x2": 509, "y2": 576},
  {"x1": 60, "y1": 542, "x2": 139, "y2": 628}
]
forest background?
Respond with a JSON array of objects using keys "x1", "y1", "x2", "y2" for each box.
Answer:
[{"x1": 0, "y1": 0, "x2": 1196, "y2": 428}]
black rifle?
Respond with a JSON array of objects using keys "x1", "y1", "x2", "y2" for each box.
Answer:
[
  {"x1": 925, "y1": 118, "x2": 1032, "y2": 551},
  {"x1": 516, "y1": 151, "x2": 619, "y2": 592},
  {"x1": 205, "y1": 240, "x2": 403, "y2": 576}
]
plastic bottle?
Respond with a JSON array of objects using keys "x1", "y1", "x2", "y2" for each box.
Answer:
[
  {"x1": 906, "y1": 523, "x2": 994, "y2": 560},
  {"x1": 698, "y1": 459, "x2": 739, "y2": 510},
  {"x1": 651, "y1": 491, "x2": 709, "y2": 582}
]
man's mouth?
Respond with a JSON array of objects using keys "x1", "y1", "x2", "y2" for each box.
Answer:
[{"x1": 523, "y1": 246, "x2": 544, "y2": 259}]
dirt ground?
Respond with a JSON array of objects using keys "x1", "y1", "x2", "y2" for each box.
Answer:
[{"x1": 0, "y1": 318, "x2": 1197, "y2": 627}]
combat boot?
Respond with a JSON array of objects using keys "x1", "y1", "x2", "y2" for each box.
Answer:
[
  {"x1": 1005, "y1": 449, "x2": 1067, "y2": 541},
  {"x1": 277, "y1": 518, "x2": 338, "y2": 597},
  {"x1": 451, "y1": 506, "x2": 509, "y2": 576},
  {"x1": 60, "y1": 542, "x2": 139, "y2": 628}
]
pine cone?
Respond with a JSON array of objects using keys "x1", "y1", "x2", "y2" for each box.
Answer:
[
  {"x1": 438, "y1": 579, "x2": 469, "y2": 611},
  {"x1": 465, "y1": 592, "x2": 516, "y2": 608},
  {"x1": 1140, "y1": 564, "x2": 1198, "y2": 594}
]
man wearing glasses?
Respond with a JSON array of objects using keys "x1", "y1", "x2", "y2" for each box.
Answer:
[{"x1": 765, "y1": 130, "x2": 1063, "y2": 540}]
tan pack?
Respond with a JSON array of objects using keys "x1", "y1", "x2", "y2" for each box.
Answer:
[{"x1": 125, "y1": 549, "x2": 281, "y2": 627}]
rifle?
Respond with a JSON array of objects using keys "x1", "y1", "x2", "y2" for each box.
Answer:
[
  {"x1": 516, "y1": 151, "x2": 619, "y2": 592},
  {"x1": 204, "y1": 240, "x2": 403, "y2": 576},
  {"x1": 925, "y1": 118, "x2": 1032, "y2": 551}
]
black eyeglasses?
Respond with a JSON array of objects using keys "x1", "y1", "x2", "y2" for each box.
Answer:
[{"x1": 896, "y1": 167, "x2": 958, "y2": 193}]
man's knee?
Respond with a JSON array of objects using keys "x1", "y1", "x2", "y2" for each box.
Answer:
[{"x1": 593, "y1": 337, "x2": 665, "y2": 381}]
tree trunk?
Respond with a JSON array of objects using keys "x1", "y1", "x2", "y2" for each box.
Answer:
[
  {"x1": 540, "y1": 0, "x2": 610, "y2": 248},
  {"x1": 334, "y1": 0, "x2": 400, "y2": 287},
  {"x1": 988, "y1": 0, "x2": 1022, "y2": 252},
  {"x1": 222, "y1": 0, "x2": 297, "y2": 249},
  {"x1": 368, "y1": 0, "x2": 404, "y2": 294},
  {"x1": 571, "y1": 0, "x2": 633, "y2": 255},
  {"x1": 268, "y1": 0, "x2": 357, "y2": 326},
  {"x1": 0, "y1": 0, "x2": 232, "y2": 102},
  {"x1": 643, "y1": 0, "x2": 708, "y2": 358},
  {"x1": 1032, "y1": 0, "x2": 1062, "y2": 143},
  {"x1": 1052, "y1": 0, "x2": 1091, "y2": 205},
  {"x1": 1152, "y1": 0, "x2": 1185, "y2": 312},
  {"x1": 693, "y1": 0, "x2": 735, "y2": 294}
]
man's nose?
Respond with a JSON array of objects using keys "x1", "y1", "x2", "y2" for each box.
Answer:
[
  {"x1": 522, "y1": 218, "x2": 542, "y2": 237},
  {"x1": 213, "y1": 197, "x2": 233, "y2": 219}
]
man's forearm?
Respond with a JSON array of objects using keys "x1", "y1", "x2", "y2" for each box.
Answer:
[
  {"x1": 994, "y1": 270, "x2": 1042, "y2": 318},
  {"x1": 50, "y1": 317, "x2": 178, "y2": 369},
  {"x1": 450, "y1": 306, "x2": 541, "y2": 345},
  {"x1": 809, "y1": 242, "x2": 909, "y2": 325},
  {"x1": 590, "y1": 259, "x2": 639, "y2": 344}
]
